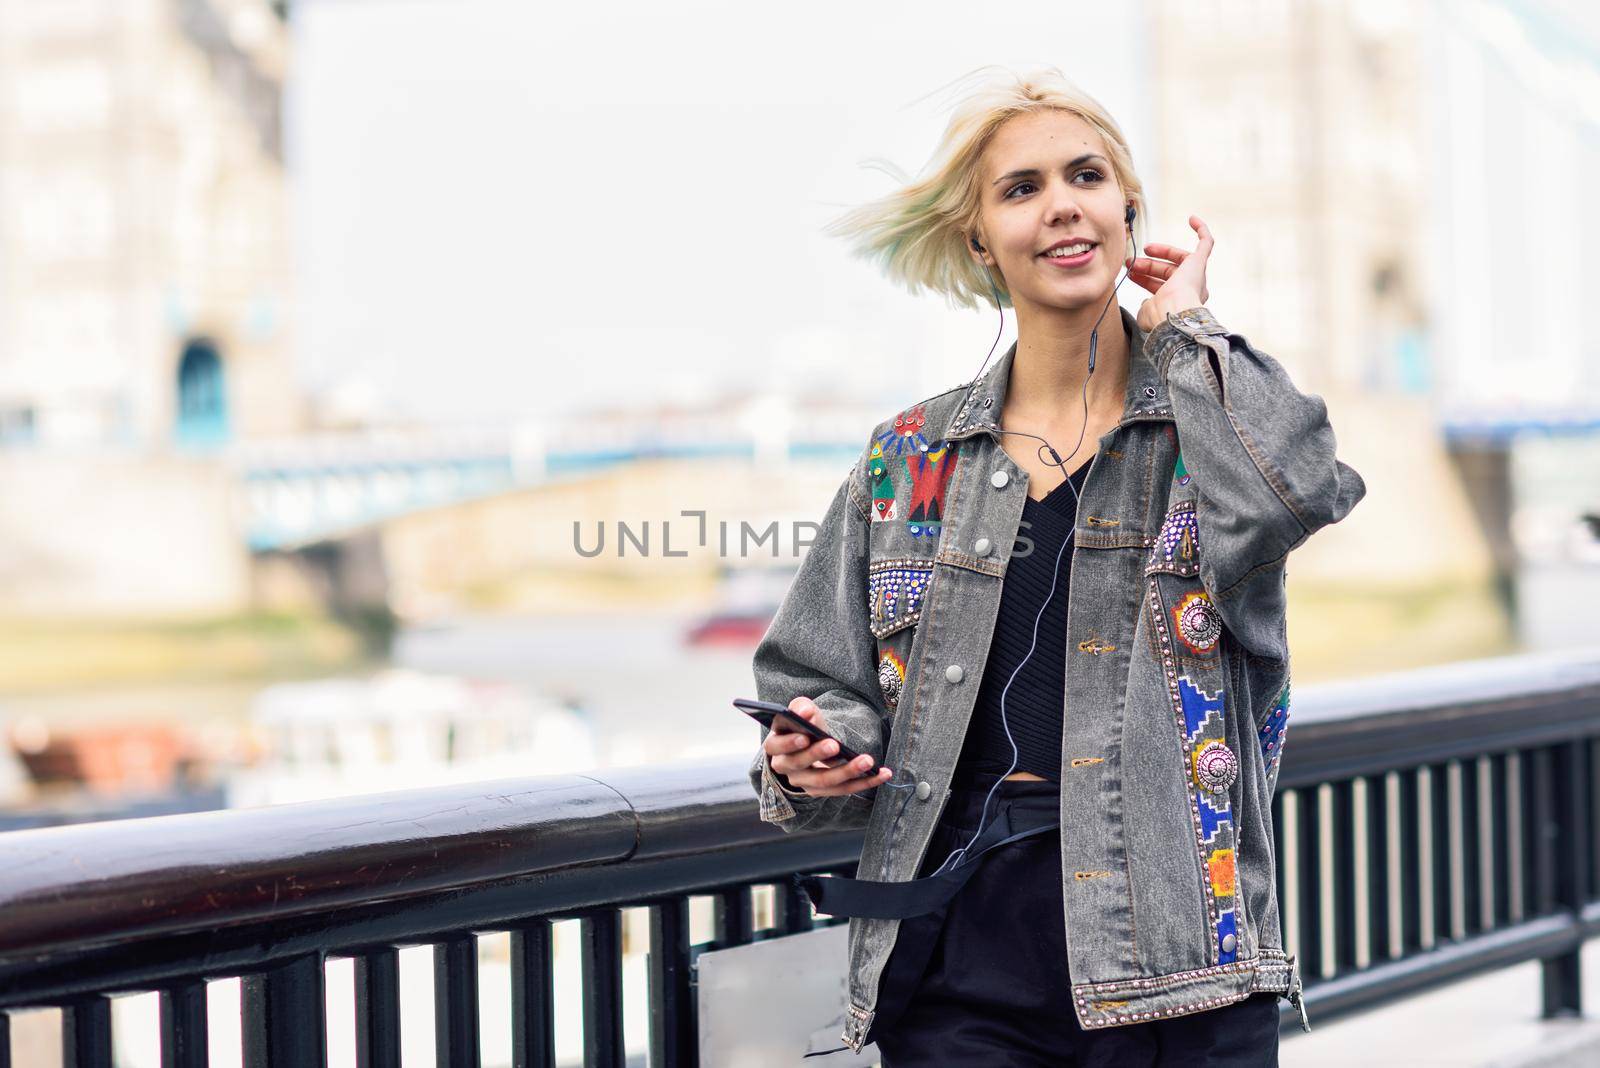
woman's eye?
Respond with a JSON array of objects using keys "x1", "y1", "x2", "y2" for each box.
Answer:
[{"x1": 1003, "y1": 169, "x2": 1104, "y2": 199}]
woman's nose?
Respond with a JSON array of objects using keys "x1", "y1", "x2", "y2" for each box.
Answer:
[{"x1": 1042, "y1": 179, "x2": 1085, "y2": 226}]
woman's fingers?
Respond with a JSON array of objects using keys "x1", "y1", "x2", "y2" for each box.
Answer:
[
  {"x1": 1143, "y1": 243, "x2": 1189, "y2": 262},
  {"x1": 769, "y1": 731, "x2": 840, "y2": 775},
  {"x1": 811, "y1": 767, "x2": 894, "y2": 796},
  {"x1": 1127, "y1": 272, "x2": 1161, "y2": 295},
  {"x1": 796, "y1": 755, "x2": 893, "y2": 796},
  {"x1": 765, "y1": 729, "x2": 813, "y2": 772},
  {"x1": 1132, "y1": 257, "x2": 1175, "y2": 279}
]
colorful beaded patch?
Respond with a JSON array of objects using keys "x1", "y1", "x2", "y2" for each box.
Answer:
[
  {"x1": 1172, "y1": 590, "x2": 1222, "y2": 655},
  {"x1": 877, "y1": 403, "x2": 930, "y2": 458},
  {"x1": 868, "y1": 440, "x2": 897, "y2": 523},
  {"x1": 877, "y1": 648, "x2": 907, "y2": 710},
  {"x1": 904, "y1": 442, "x2": 959, "y2": 538},
  {"x1": 1177, "y1": 675, "x2": 1239, "y2": 965},
  {"x1": 1259, "y1": 678, "x2": 1291, "y2": 785},
  {"x1": 867, "y1": 561, "x2": 933, "y2": 638},
  {"x1": 1150, "y1": 501, "x2": 1200, "y2": 571}
]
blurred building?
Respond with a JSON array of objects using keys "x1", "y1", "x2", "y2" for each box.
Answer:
[
  {"x1": 1146, "y1": 0, "x2": 1600, "y2": 647},
  {"x1": 0, "y1": 0, "x2": 301, "y2": 451},
  {"x1": 0, "y1": 0, "x2": 304, "y2": 617}
]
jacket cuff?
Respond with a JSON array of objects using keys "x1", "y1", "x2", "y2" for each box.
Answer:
[
  {"x1": 1148, "y1": 306, "x2": 1230, "y2": 380},
  {"x1": 752, "y1": 748, "x2": 822, "y2": 825}
]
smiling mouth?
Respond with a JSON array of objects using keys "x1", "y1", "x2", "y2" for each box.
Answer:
[{"x1": 1040, "y1": 244, "x2": 1097, "y2": 266}]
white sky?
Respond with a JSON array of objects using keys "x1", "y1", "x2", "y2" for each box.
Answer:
[{"x1": 287, "y1": 0, "x2": 1149, "y2": 424}]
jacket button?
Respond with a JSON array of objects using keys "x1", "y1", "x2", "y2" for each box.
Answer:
[
  {"x1": 1220, "y1": 933, "x2": 1238, "y2": 953},
  {"x1": 991, "y1": 470, "x2": 1010, "y2": 489},
  {"x1": 945, "y1": 664, "x2": 965, "y2": 684},
  {"x1": 974, "y1": 537, "x2": 991, "y2": 556},
  {"x1": 915, "y1": 781, "x2": 932, "y2": 800}
]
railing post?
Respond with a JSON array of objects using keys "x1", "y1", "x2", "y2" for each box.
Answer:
[
  {"x1": 510, "y1": 921, "x2": 556, "y2": 1068},
  {"x1": 433, "y1": 936, "x2": 480, "y2": 1067},
  {"x1": 242, "y1": 952, "x2": 327, "y2": 1067},
  {"x1": 581, "y1": 910, "x2": 624, "y2": 1068},
  {"x1": 1541, "y1": 740, "x2": 1589, "y2": 1018},
  {"x1": 62, "y1": 996, "x2": 112, "y2": 1068},
  {"x1": 355, "y1": 949, "x2": 401, "y2": 1068},
  {"x1": 159, "y1": 979, "x2": 209, "y2": 1068},
  {"x1": 648, "y1": 899, "x2": 696, "y2": 1068}
]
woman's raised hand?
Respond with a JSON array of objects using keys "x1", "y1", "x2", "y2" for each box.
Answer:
[
  {"x1": 1131, "y1": 214, "x2": 1213, "y2": 333},
  {"x1": 765, "y1": 697, "x2": 893, "y2": 797}
]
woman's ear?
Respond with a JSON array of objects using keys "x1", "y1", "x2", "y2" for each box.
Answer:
[{"x1": 968, "y1": 233, "x2": 993, "y2": 268}]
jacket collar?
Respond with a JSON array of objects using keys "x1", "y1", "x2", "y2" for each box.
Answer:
[{"x1": 942, "y1": 304, "x2": 1173, "y2": 443}]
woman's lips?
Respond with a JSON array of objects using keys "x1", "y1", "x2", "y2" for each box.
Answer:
[{"x1": 1041, "y1": 245, "x2": 1096, "y2": 268}]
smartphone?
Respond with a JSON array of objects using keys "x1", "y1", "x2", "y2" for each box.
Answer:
[{"x1": 733, "y1": 697, "x2": 888, "y2": 777}]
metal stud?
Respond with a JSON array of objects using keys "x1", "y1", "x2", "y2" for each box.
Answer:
[
  {"x1": 1194, "y1": 742, "x2": 1239, "y2": 794},
  {"x1": 1177, "y1": 596, "x2": 1222, "y2": 653},
  {"x1": 1220, "y1": 933, "x2": 1238, "y2": 954},
  {"x1": 1143, "y1": 385, "x2": 1157, "y2": 397}
]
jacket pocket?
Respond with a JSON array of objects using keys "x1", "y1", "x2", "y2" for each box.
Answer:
[
  {"x1": 867, "y1": 558, "x2": 934, "y2": 716},
  {"x1": 867, "y1": 558, "x2": 935, "y2": 639}
]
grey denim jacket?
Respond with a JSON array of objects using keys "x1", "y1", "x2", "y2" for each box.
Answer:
[{"x1": 748, "y1": 304, "x2": 1366, "y2": 1050}]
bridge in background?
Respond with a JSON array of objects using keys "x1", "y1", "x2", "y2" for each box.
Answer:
[
  {"x1": 229, "y1": 404, "x2": 1600, "y2": 552},
  {"x1": 229, "y1": 407, "x2": 867, "y2": 552}
]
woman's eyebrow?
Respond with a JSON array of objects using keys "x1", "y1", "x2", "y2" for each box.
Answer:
[{"x1": 991, "y1": 153, "x2": 1109, "y2": 185}]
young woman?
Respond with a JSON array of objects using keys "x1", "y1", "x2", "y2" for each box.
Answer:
[{"x1": 748, "y1": 67, "x2": 1365, "y2": 1066}]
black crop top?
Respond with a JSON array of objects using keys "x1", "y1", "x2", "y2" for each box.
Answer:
[{"x1": 951, "y1": 458, "x2": 1091, "y2": 788}]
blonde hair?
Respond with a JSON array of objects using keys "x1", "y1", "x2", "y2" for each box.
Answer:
[{"x1": 825, "y1": 66, "x2": 1147, "y2": 311}]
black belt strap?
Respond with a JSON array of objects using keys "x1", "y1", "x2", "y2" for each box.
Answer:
[{"x1": 792, "y1": 790, "x2": 1060, "y2": 920}]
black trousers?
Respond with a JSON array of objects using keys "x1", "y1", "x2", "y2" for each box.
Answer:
[{"x1": 865, "y1": 774, "x2": 1281, "y2": 1067}]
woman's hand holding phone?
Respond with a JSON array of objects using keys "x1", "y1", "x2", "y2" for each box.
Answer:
[{"x1": 765, "y1": 697, "x2": 893, "y2": 797}]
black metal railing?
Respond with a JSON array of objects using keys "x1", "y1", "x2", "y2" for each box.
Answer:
[
  {"x1": 0, "y1": 650, "x2": 1597, "y2": 1066},
  {"x1": 1268, "y1": 650, "x2": 1600, "y2": 1024},
  {"x1": 0, "y1": 761, "x2": 863, "y2": 1067}
]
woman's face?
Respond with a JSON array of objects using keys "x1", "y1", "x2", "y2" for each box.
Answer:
[{"x1": 971, "y1": 110, "x2": 1128, "y2": 314}]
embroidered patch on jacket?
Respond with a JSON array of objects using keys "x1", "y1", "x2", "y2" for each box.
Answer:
[
  {"x1": 877, "y1": 648, "x2": 906, "y2": 710},
  {"x1": 1173, "y1": 590, "x2": 1222, "y2": 655},
  {"x1": 904, "y1": 441, "x2": 958, "y2": 538},
  {"x1": 868, "y1": 440, "x2": 897, "y2": 523},
  {"x1": 877, "y1": 403, "x2": 929, "y2": 458},
  {"x1": 867, "y1": 562, "x2": 933, "y2": 638},
  {"x1": 1151, "y1": 502, "x2": 1200, "y2": 568},
  {"x1": 1177, "y1": 674, "x2": 1240, "y2": 965},
  {"x1": 1259, "y1": 677, "x2": 1291, "y2": 777}
]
